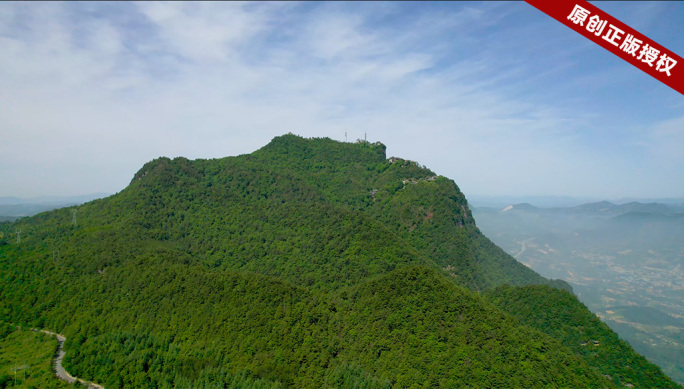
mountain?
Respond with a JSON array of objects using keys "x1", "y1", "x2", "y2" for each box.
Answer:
[
  {"x1": 562, "y1": 201, "x2": 684, "y2": 218},
  {"x1": 502, "y1": 203, "x2": 539, "y2": 212},
  {"x1": 616, "y1": 202, "x2": 679, "y2": 215},
  {"x1": 0, "y1": 134, "x2": 678, "y2": 388},
  {"x1": 0, "y1": 193, "x2": 111, "y2": 206},
  {"x1": 0, "y1": 193, "x2": 110, "y2": 219},
  {"x1": 488, "y1": 285, "x2": 678, "y2": 386},
  {"x1": 471, "y1": 200, "x2": 684, "y2": 385},
  {"x1": 467, "y1": 195, "x2": 599, "y2": 208},
  {"x1": 570, "y1": 200, "x2": 617, "y2": 214},
  {"x1": 487, "y1": 201, "x2": 683, "y2": 219}
]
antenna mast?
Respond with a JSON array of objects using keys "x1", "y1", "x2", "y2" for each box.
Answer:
[{"x1": 12, "y1": 364, "x2": 28, "y2": 386}]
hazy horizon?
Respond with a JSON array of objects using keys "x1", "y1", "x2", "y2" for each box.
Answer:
[
  {"x1": 1, "y1": 2, "x2": 683, "y2": 199},
  {"x1": 3, "y1": 191, "x2": 684, "y2": 212}
]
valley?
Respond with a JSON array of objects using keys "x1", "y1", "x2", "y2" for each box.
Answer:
[{"x1": 472, "y1": 202, "x2": 684, "y2": 385}]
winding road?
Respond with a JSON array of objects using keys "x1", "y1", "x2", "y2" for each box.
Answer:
[
  {"x1": 513, "y1": 238, "x2": 535, "y2": 259},
  {"x1": 37, "y1": 330, "x2": 105, "y2": 389}
]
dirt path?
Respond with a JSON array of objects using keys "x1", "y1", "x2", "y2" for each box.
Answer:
[
  {"x1": 513, "y1": 238, "x2": 535, "y2": 259},
  {"x1": 36, "y1": 329, "x2": 105, "y2": 389}
]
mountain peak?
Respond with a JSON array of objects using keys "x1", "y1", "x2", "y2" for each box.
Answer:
[
  {"x1": 572, "y1": 200, "x2": 616, "y2": 213},
  {"x1": 257, "y1": 133, "x2": 387, "y2": 164},
  {"x1": 1, "y1": 134, "x2": 677, "y2": 388},
  {"x1": 501, "y1": 203, "x2": 538, "y2": 212}
]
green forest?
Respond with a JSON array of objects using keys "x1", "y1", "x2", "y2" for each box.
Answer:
[
  {"x1": 0, "y1": 134, "x2": 679, "y2": 388},
  {"x1": 0, "y1": 324, "x2": 73, "y2": 389}
]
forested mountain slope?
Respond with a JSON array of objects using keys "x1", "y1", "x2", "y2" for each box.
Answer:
[
  {"x1": 0, "y1": 134, "x2": 678, "y2": 388},
  {"x1": 488, "y1": 285, "x2": 676, "y2": 388}
]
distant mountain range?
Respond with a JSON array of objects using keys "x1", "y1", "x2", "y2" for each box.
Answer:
[
  {"x1": 479, "y1": 200, "x2": 684, "y2": 218},
  {"x1": 469, "y1": 195, "x2": 684, "y2": 209},
  {"x1": 0, "y1": 193, "x2": 110, "y2": 220},
  {"x1": 0, "y1": 194, "x2": 111, "y2": 205},
  {"x1": 471, "y1": 199, "x2": 684, "y2": 385}
]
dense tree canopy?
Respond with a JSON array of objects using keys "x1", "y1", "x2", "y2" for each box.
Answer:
[{"x1": 0, "y1": 134, "x2": 678, "y2": 388}]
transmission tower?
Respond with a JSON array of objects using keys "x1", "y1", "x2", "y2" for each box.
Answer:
[
  {"x1": 72, "y1": 209, "x2": 77, "y2": 226},
  {"x1": 15, "y1": 229, "x2": 21, "y2": 244},
  {"x1": 12, "y1": 364, "x2": 28, "y2": 386}
]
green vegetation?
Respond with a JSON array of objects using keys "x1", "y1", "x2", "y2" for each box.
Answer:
[
  {"x1": 0, "y1": 324, "x2": 72, "y2": 388},
  {"x1": 0, "y1": 134, "x2": 678, "y2": 387},
  {"x1": 487, "y1": 285, "x2": 680, "y2": 388},
  {"x1": 471, "y1": 201, "x2": 684, "y2": 385}
]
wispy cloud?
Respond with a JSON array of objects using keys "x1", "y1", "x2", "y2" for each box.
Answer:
[{"x1": 0, "y1": 2, "x2": 682, "y2": 198}]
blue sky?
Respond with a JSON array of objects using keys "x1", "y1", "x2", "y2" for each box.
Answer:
[{"x1": 1, "y1": 2, "x2": 683, "y2": 200}]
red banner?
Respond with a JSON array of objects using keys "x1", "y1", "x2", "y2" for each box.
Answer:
[{"x1": 525, "y1": 0, "x2": 683, "y2": 95}]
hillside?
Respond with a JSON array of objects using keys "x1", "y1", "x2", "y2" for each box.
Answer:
[
  {"x1": 488, "y1": 285, "x2": 676, "y2": 388},
  {"x1": 0, "y1": 134, "x2": 678, "y2": 388},
  {"x1": 471, "y1": 199, "x2": 684, "y2": 385}
]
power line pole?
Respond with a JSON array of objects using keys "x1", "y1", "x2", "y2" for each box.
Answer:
[{"x1": 12, "y1": 364, "x2": 28, "y2": 386}]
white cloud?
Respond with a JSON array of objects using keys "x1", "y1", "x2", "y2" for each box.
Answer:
[
  {"x1": 0, "y1": 2, "x2": 681, "y2": 199},
  {"x1": 306, "y1": 14, "x2": 374, "y2": 60},
  {"x1": 136, "y1": 2, "x2": 274, "y2": 64}
]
